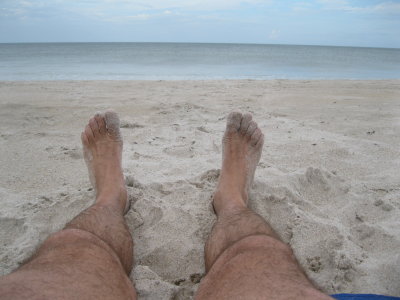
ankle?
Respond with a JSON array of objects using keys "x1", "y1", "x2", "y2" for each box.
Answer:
[
  {"x1": 95, "y1": 185, "x2": 127, "y2": 214},
  {"x1": 212, "y1": 189, "x2": 247, "y2": 216}
]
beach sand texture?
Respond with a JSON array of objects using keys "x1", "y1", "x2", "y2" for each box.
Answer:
[{"x1": 0, "y1": 80, "x2": 399, "y2": 299}]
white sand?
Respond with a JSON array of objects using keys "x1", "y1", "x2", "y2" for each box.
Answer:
[{"x1": 0, "y1": 80, "x2": 399, "y2": 299}]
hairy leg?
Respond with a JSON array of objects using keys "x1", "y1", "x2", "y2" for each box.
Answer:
[
  {"x1": 0, "y1": 111, "x2": 136, "y2": 300},
  {"x1": 196, "y1": 112, "x2": 332, "y2": 300}
]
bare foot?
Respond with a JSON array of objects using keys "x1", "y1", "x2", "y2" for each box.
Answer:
[
  {"x1": 81, "y1": 110, "x2": 128, "y2": 215},
  {"x1": 213, "y1": 112, "x2": 264, "y2": 215}
]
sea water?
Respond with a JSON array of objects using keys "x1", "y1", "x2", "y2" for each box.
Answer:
[{"x1": 0, "y1": 42, "x2": 399, "y2": 80}]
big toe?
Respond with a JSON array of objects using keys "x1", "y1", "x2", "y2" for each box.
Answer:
[
  {"x1": 89, "y1": 117, "x2": 100, "y2": 137},
  {"x1": 239, "y1": 113, "x2": 252, "y2": 134},
  {"x1": 245, "y1": 120, "x2": 258, "y2": 138},
  {"x1": 226, "y1": 111, "x2": 242, "y2": 133},
  {"x1": 104, "y1": 110, "x2": 121, "y2": 140},
  {"x1": 94, "y1": 112, "x2": 107, "y2": 134}
]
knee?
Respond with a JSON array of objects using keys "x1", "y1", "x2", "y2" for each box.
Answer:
[
  {"x1": 233, "y1": 234, "x2": 294, "y2": 257},
  {"x1": 38, "y1": 229, "x2": 120, "y2": 263},
  {"x1": 44, "y1": 228, "x2": 100, "y2": 248},
  {"x1": 214, "y1": 234, "x2": 297, "y2": 270}
]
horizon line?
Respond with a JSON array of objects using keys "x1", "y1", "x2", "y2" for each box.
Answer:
[{"x1": 0, "y1": 41, "x2": 399, "y2": 50}]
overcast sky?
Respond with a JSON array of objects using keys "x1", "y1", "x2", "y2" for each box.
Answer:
[{"x1": 0, "y1": 0, "x2": 399, "y2": 48}]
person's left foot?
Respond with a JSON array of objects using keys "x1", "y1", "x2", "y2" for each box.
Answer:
[{"x1": 81, "y1": 110, "x2": 128, "y2": 215}]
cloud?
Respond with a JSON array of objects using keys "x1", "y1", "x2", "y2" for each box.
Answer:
[
  {"x1": 36, "y1": 0, "x2": 274, "y2": 24},
  {"x1": 0, "y1": 7, "x2": 25, "y2": 17},
  {"x1": 0, "y1": 0, "x2": 66, "y2": 20},
  {"x1": 317, "y1": 0, "x2": 348, "y2": 6},
  {"x1": 365, "y1": 2, "x2": 400, "y2": 14},
  {"x1": 268, "y1": 29, "x2": 280, "y2": 39},
  {"x1": 126, "y1": 13, "x2": 150, "y2": 20},
  {"x1": 0, "y1": 0, "x2": 275, "y2": 24},
  {"x1": 84, "y1": 0, "x2": 272, "y2": 11},
  {"x1": 292, "y1": 2, "x2": 314, "y2": 12},
  {"x1": 317, "y1": 0, "x2": 400, "y2": 14},
  {"x1": 97, "y1": 9, "x2": 183, "y2": 23}
]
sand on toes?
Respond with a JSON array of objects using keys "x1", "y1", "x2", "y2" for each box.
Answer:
[
  {"x1": 213, "y1": 112, "x2": 264, "y2": 215},
  {"x1": 81, "y1": 110, "x2": 128, "y2": 215}
]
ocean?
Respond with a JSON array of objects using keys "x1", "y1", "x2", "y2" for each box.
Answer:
[{"x1": 0, "y1": 43, "x2": 399, "y2": 80}]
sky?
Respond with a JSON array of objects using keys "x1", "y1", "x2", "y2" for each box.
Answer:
[{"x1": 0, "y1": 0, "x2": 399, "y2": 48}]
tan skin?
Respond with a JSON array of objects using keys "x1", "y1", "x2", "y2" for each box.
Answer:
[
  {"x1": 0, "y1": 111, "x2": 332, "y2": 300},
  {"x1": 197, "y1": 112, "x2": 333, "y2": 300}
]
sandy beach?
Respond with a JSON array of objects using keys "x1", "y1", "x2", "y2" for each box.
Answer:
[{"x1": 0, "y1": 80, "x2": 399, "y2": 299}]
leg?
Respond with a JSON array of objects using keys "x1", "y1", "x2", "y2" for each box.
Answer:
[
  {"x1": 0, "y1": 111, "x2": 137, "y2": 300},
  {"x1": 196, "y1": 112, "x2": 333, "y2": 300}
]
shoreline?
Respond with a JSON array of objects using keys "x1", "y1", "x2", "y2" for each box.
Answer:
[
  {"x1": 1, "y1": 80, "x2": 399, "y2": 298},
  {"x1": 1, "y1": 79, "x2": 400, "y2": 82}
]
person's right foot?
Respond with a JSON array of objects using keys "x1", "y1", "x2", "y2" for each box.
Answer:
[
  {"x1": 81, "y1": 110, "x2": 128, "y2": 215},
  {"x1": 213, "y1": 112, "x2": 264, "y2": 215}
]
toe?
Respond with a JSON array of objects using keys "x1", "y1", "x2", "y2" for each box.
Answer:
[
  {"x1": 104, "y1": 110, "x2": 121, "y2": 139},
  {"x1": 81, "y1": 131, "x2": 89, "y2": 147},
  {"x1": 89, "y1": 117, "x2": 99, "y2": 137},
  {"x1": 226, "y1": 111, "x2": 242, "y2": 132},
  {"x1": 255, "y1": 133, "x2": 264, "y2": 148},
  {"x1": 251, "y1": 128, "x2": 262, "y2": 146},
  {"x1": 239, "y1": 113, "x2": 252, "y2": 134},
  {"x1": 246, "y1": 121, "x2": 257, "y2": 138},
  {"x1": 85, "y1": 124, "x2": 94, "y2": 142},
  {"x1": 95, "y1": 113, "x2": 106, "y2": 134}
]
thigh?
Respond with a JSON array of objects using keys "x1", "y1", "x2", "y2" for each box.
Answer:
[
  {"x1": 196, "y1": 235, "x2": 332, "y2": 300},
  {"x1": 0, "y1": 229, "x2": 136, "y2": 300}
]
